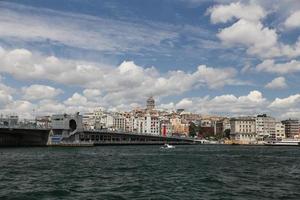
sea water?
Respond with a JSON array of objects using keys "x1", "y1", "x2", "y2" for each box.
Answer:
[{"x1": 1, "y1": 145, "x2": 300, "y2": 199}]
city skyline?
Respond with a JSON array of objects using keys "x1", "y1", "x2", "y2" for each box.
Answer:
[{"x1": 0, "y1": 0, "x2": 300, "y2": 119}]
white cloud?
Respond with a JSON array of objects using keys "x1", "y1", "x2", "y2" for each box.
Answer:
[
  {"x1": 269, "y1": 93, "x2": 300, "y2": 118},
  {"x1": 284, "y1": 10, "x2": 300, "y2": 29},
  {"x1": 0, "y1": 47, "x2": 245, "y2": 107},
  {"x1": 208, "y1": 2, "x2": 300, "y2": 59},
  {"x1": 265, "y1": 77, "x2": 287, "y2": 89},
  {"x1": 0, "y1": 90, "x2": 13, "y2": 107},
  {"x1": 173, "y1": 90, "x2": 267, "y2": 115},
  {"x1": 256, "y1": 59, "x2": 300, "y2": 74},
  {"x1": 269, "y1": 94, "x2": 300, "y2": 109},
  {"x1": 194, "y1": 65, "x2": 240, "y2": 88},
  {"x1": 22, "y1": 84, "x2": 63, "y2": 100},
  {"x1": 176, "y1": 98, "x2": 193, "y2": 109},
  {"x1": 217, "y1": 19, "x2": 280, "y2": 58},
  {"x1": 158, "y1": 102, "x2": 175, "y2": 110},
  {"x1": 208, "y1": 2, "x2": 266, "y2": 24},
  {"x1": 1, "y1": 100, "x2": 34, "y2": 118},
  {"x1": 83, "y1": 89, "x2": 101, "y2": 100},
  {"x1": 0, "y1": 76, "x2": 15, "y2": 95},
  {"x1": 280, "y1": 38, "x2": 300, "y2": 58},
  {"x1": 64, "y1": 93, "x2": 89, "y2": 106},
  {"x1": 36, "y1": 99, "x2": 66, "y2": 115}
]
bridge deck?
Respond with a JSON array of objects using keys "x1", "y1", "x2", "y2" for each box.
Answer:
[{"x1": 81, "y1": 130, "x2": 194, "y2": 145}]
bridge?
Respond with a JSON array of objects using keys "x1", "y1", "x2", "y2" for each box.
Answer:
[
  {"x1": 49, "y1": 113, "x2": 195, "y2": 146},
  {"x1": 0, "y1": 113, "x2": 195, "y2": 147}
]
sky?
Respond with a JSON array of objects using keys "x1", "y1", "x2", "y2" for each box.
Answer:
[{"x1": 0, "y1": 0, "x2": 300, "y2": 119}]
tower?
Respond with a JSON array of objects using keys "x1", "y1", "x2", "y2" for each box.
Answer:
[{"x1": 146, "y1": 96, "x2": 155, "y2": 110}]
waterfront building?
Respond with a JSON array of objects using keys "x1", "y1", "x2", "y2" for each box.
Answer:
[
  {"x1": 101, "y1": 113, "x2": 114, "y2": 130},
  {"x1": 256, "y1": 114, "x2": 276, "y2": 139},
  {"x1": 0, "y1": 115, "x2": 19, "y2": 127},
  {"x1": 160, "y1": 119, "x2": 173, "y2": 137},
  {"x1": 214, "y1": 120, "x2": 224, "y2": 136},
  {"x1": 137, "y1": 116, "x2": 145, "y2": 134},
  {"x1": 128, "y1": 116, "x2": 140, "y2": 133},
  {"x1": 230, "y1": 117, "x2": 256, "y2": 144},
  {"x1": 82, "y1": 112, "x2": 96, "y2": 130},
  {"x1": 281, "y1": 119, "x2": 299, "y2": 138},
  {"x1": 144, "y1": 113, "x2": 160, "y2": 135},
  {"x1": 36, "y1": 116, "x2": 51, "y2": 128},
  {"x1": 222, "y1": 118, "x2": 231, "y2": 131},
  {"x1": 82, "y1": 108, "x2": 107, "y2": 130},
  {"x1": 170, "y1": 116, "x2": 189, "y2": 136},
  {"x1": 113, "y1": 115, "x2": 126, "y2": 131},
  {"x1": 275, "y1": 122, "x2": 285, "y2": 139}
]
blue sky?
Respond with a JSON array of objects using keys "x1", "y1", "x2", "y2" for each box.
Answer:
[{"x1": 0, "y1": 0, "x2": 300, "y2": 118}]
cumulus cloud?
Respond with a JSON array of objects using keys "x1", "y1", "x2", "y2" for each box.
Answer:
[
  {"x1": 284, "y1": 10, "x2": 300, "y2": 29},
  {"x1": 270, "y1": 99, "x2": 300, "y2": 118},
  {"x1": 269, "y1": 94, "x2": 300, "y2": 109},
  {"x1": 268, "y1": 94, "x2": 300, "y2": 119},
  {"x1": 176, "y1": 98, "x2": 194, "y2": 109},
  {"x1": 208, "y1": 2, "x2": 300, "y2": 58},
  {"x1": 217, "y1": 19, "x2": 279, "y2": 58},
  {"x1": 0, "y1": 47, "x2": 245, "y2": 107},
  {"x1": 0, "y1": 90, "x2": 13, "y2": 107},
  {"x1": 280, "y1": 38, "x2": 300, "y2": 58},
  {"x1": 22, "y1": 84, "x2": 63, "y2": 100},
  {"x1": 64, "y1": 93, "x2": 89, "y2": 106},
  {"x1": 36, "y1": 99, "x2": 66, "y2": 115},
  {"x1": 1, "y1": 100, "x2": 34, "y2": 118},
  {"x1": 208, "y1": 2, "x2": 266, "y2": 24},
  {"x1": 83, "y1": 89, "x2": 101, "y2": 100},
  {"x1": 256, "y1": 59, "x2": 300, "y2": 74},
  {"x1": 172, "y1": 90, "x2": 267, "y2": 115},
  {"x1": 265, "y1": 77, "x2": 287, "y2": 89}
]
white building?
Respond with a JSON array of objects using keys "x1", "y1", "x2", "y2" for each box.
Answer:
[
  {"x1": 101, "y1": 114, "x2": 114, "y2": 130},
  {"x1": 256, "y1": 114, "x2": 276, "y2": 139},
  {"x1": 275, "y1": 122, "x2": 285, "y2": 139},
  {"x1": 230, "y1": 117, "x2": 256, "y2": 144},
  {"x1": 82, "y1": 112, "x2": 96, "y2": 130},
  {"x1": 113, "y1": 115, "x2": 126, "y2": 131},
  {"x1": 144, "y1": 114, "x2": 160, "y2": 135}
]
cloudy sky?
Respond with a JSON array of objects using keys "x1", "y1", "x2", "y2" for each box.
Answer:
[{"x1": 0, "y1": 0, "x2": 300, "y2": 118}]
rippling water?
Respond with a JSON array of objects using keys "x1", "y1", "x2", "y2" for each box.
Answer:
[{"x1": 1, "y1": 145, "x2": 300, "y2": 199}]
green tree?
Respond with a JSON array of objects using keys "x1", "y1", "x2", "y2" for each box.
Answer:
[
  {"x1": 189, "y1": 122, "x2": 198, "y2": 137},
  {"x1": 224, "y1": 129, "x2": 231, "y2": 139}
]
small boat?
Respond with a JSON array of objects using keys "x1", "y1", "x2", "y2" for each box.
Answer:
[
  {"x1": 161, "y1": 143, "x2": 175, "y2": 149},
  {"x1": 264, "y1": 139, "x2": 300, "y2": 146}
]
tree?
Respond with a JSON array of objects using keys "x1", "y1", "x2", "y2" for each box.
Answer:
[
  {"x1": 224, "y1": 129, "x2": 231, "y2": 139},
  {"x1": 189, "y1": 122, "x2": 198, "y2": 137}
]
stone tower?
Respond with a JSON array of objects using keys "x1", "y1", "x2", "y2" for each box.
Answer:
[{"x1": 146, "y1": 96, "x2": 155, "y2": 110}]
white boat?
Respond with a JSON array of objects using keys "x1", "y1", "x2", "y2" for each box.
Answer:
[
  {"x1": 161, "y1": 144, "x2": 175, "y2": 149},
  {"x1": 264, "y1": 139, "x2": 300, "y2": 146}
]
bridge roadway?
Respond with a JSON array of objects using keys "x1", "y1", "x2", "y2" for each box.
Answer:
[{"x1": 79, "y1": 130, "x2": 195, "y2": 145}]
